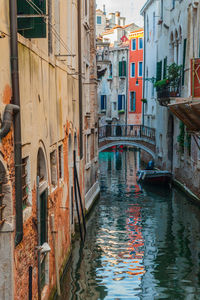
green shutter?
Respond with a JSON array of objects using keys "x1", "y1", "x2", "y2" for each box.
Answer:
[
  {"x1": 156, "y1": 61, "x2": 162, "y2": 81},
  {"x1": 17, "y1": 0, "x2": 46, "y2": 38},
  {"x1": 163, "y1": 57, "x2": 167, "y2": 79},
  {"x1": 119, "y1": 61, "x2": 122, "y2": 77},
  {"x1": 123, "y1": 61, "x2": 127, "y2": 77},
  {"x1": 182, "y1": 39, "x2": 187, "y2": 86}
]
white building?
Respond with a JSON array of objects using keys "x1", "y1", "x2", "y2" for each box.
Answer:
[{"x1": 141, "y1": 0, "x2": 200, "y2": 199}]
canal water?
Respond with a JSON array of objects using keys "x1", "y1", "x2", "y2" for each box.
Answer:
[{"x1": 58, "y1": 150, "x2": 200, "y2": 300}]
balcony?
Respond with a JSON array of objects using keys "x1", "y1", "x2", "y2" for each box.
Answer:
[{"x1": 157, "y1": 87, "x2": 180, "y2": 107}]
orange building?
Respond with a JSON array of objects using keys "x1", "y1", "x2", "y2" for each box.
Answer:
[{"x1": 128, "y1": 29, "x2": 144, "y2": 125}]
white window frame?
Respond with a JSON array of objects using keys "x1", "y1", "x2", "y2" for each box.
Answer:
[
  {"x1": 131, "y1": 63, "x2": 135, "y2": 78},
  {"x1": 138, "y1": 62, "x2": 143, "y2": 77},
  {"x1": 138, "y1": 38, "x2": 143, "y2": 50},
  {"x1": 131, "y1": 38, "x2": 136, "y2": 51}
]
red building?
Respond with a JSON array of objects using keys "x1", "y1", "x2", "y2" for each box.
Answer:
[{"x1": 128, "y1": 29, "x2": 144, "y2": 125}]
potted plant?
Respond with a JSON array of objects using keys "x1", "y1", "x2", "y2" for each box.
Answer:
[
  {"x1": 154, "y1": 78, "x2": 170, "y2": 92},
  {"x1": 167, "y1": 63, "x2": 182, "y2": 96}
]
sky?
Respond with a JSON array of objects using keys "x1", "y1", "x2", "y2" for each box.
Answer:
[{"x1": 96, "y1": 0, "x2": 147, "y2": 27}]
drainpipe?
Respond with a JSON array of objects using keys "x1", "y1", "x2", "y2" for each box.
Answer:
[
  {"x1": 0, "y1": 104, "x2": 19, "y2": 140},
  {"x1": 142, "y1": 12, "x2": 146, "y2": 126},
  {"x1": 77, "y1": 0, "x2": 83, "y2": 159},
  {"x1": 9, "y1": 0, "x2": 23, "y2": 246}
]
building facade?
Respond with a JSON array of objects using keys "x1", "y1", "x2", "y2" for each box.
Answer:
[
  {"x1": 0, "y1": 0, "x2": 98, "y2": 299},
  {"x1": 128, "y1": 29, "x2": 144, "y2": 125},
  {"x1": 141, "y1": 0, "x2": 200, "y2": 198}
]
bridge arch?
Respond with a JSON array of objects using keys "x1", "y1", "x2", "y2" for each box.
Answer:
[{"x1": 99, "y1": 141, "x2": 155, "y2": 159}]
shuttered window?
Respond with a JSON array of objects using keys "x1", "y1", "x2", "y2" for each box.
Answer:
[
  {"x1": 101, "y1": 95, "x2": 107, "y2": 110},
  {"x1": 119, "y1": 61, "x2": 127, "y2": 77},
  {"x1": 17, "y1": 0, "x2": 47, "y2": 38},
  {"x1": 182, "y1": 39, "x2": 187, "y2": 86},
  {"x1": 163, "y1": 57, "x2": 167, "y2": 79},
  {"x1": 156, "y1": 61, "x2": 162, "y2": 81},
  {"x1": 118, "y1": 95, "x2": 125, "y2": 110},
  {"x1": 130, "y1": 92, "x2": 136, "y2": 112}
]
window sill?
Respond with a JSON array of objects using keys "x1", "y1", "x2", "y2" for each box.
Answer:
[
  {"x1": 119, "y1": 76, "x2": 126, "y2": 79},
  {"x1": 101, "y1": 110, "x2": 106, "y2": 113}
]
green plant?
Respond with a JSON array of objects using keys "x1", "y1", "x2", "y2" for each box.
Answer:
[
  {"x1": 185, "y1": 132, "x2": 191, "y2": 156},
  {"x1": 154, "y1": 79, "x2": 169, "y2": 91},
  {"x1": 118, "y1": 110, "x2": 125, "y2": 114},
  {"x1": 141, "y1": 98, "x2": 147, "y2": 103},
  {"x1": 167, "y1": 63, "x2": 182, "y2": 91},
  {"x1": 177, "y1": 121, "x2": 185, "y2": 154}
]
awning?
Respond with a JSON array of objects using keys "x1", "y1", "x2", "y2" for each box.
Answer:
[{"x1": 168, "y1": 98, "x2": 200, "y2": 132}]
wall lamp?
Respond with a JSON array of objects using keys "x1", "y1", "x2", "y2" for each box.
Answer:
[{"x1": 136, "y1": 77, "x2": 156, "y2": 85}]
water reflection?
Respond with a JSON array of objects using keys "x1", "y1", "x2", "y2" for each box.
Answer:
[{"x1": 58, "y1": 150, "x2": 200, "y2": 300}]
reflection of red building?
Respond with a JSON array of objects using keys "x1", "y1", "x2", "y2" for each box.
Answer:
[{"x1": 128, "y1": 29, "x2": 144, "y2": 125}]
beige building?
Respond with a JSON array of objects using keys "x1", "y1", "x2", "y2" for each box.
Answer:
[{"x1": 0, "y1": 0, "x2": 98, "y2": 299}]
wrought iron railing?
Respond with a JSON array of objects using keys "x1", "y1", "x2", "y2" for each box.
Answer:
[{"x1": 98, "y1": 125, "x2": 156, "y2": 142}]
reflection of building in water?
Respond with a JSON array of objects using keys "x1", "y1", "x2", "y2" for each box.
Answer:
[
  {"x1": 126, "y1": 150, "x2": 141, "y2": 193},
  {"x1": 125, "y1": 204, "x2": 145, "y2": 277}
]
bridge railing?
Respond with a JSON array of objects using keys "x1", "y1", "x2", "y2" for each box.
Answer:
[{"x1": 98, "y1": 125, "x2": 156, "y2": 142}]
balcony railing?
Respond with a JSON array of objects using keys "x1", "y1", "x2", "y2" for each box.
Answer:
[
  {"x1": 157, "y1": 87, "x2": 181, "y2": 107},
  {"x1": 99, "y1": 125, "x2": 155, "y2": 143}
]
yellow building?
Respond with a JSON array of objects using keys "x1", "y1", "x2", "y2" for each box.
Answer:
[{"x1": 0, "y1": 0, "x2": 99, "y2": 299}]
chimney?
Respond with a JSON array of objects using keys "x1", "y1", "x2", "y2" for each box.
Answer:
[
  {"x1": 103, "y1": 4, "x2": 106, "y2": 15},
  {"x1": 115, "y1": 11, "x2": 120, "y2": 25}
]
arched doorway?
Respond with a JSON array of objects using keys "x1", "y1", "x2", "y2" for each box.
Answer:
[{"x1": 37, "y1": 148, "x2": 49, "y2": 292}]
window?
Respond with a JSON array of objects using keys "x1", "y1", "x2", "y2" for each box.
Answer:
[
  {"x1": 153, "y1": 12, "x2": 155, "y2": 40},
  {"x1": 156, "y1": 61, "x2": 162, "y2": 81},
  {"x1": 50, "y1": 150, "x2": 57, "y2": 186},
  {"x1": 147, "y1": 16, "x2": 149, "y2": 41},
  {"x1": 17, "y1": 0, "x2": 47, "y2": 38},
  {"x1": 130, "y1": 92, "x2": 136, "y2": 112},
  {"x1": 118, "y1": 95, "x2": 125, "y2": 111},
  {"x1": 172, "y1": 0, "x2": 175, "y2": 9},
  {"x1": 161, "y1": 0, "x2": 164, "y2": 20},
  {"x1": 182, "y1": 39, "x2": 187, "y2": 85},
  {"x1": 119, "y1": 61, "x2": 127, "y2": 77},
  {"x1": 163, "y1": 57, "x2": 167, "y2": 79},
  {"x1": 132, "y1": 39, "x2": 136, "y2": 51},
  {"x1": 138, "y1": 62, "x2": 143, "y2": 77},
  {"x1": 109, "y1": 64, "x2": 113, "y2": 78},
  {"x1": 86, "y1": 135, "x2": 91, "y2": 163},
  {"x1": 97, "y1": 16, "x2": 102, "y2": 24},
  {"x1": 22, "y1": 157, "x2": 31, "y2": 209},
  {"x1": 85, "y1": 0, "x2": 88, "y2": 16},
  {"x1": 131, "y1": 63, "x2": 135, "y2": 77},
  {"x1": 139, "y1": 38, "x2": 143, "y2": 49},
  {"x1": 101, "y1": 95, "x2": 107, "y2": 111},
  {"x1": 58, "y1": 145, "x2": 63, "y2": 179}
]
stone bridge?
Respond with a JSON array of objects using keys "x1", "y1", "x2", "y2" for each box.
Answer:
[{"x1": 98, "y1": 125, "x2": 156, "y2": 159}]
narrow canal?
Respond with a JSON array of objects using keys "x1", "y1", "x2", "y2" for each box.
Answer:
[{"x1": 58, "y1": 150, "x2": 200, "y2": 299}]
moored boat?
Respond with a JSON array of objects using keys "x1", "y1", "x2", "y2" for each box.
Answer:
[{"x1": 137, "y1": 169, "x2": 172, "y2": 185}]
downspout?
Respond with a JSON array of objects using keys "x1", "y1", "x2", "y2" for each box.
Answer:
[
  {"x1": 9, "y1": 0, "x2": 23, "y2": 245},
  {"x1": 142, "y1": 12, "x2": 146, "y2": 126},
  {"x1": 77, "y1": 0, "x2": 83, "y2": 159}
]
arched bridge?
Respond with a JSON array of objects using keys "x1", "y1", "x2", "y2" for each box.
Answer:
[{"x1": 98, "y1": 124, "x2": 156, "y2": 158}]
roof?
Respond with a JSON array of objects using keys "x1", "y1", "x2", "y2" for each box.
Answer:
[
  {"x1": 101, "y1": 23, "x2": 140, "y2": 36},
  {"x1": 168, "y1": 98, "x2": 200, "y2": 132},
  {"x1": 140, "y1": 0, "x2": 154, "y2": 16}
]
